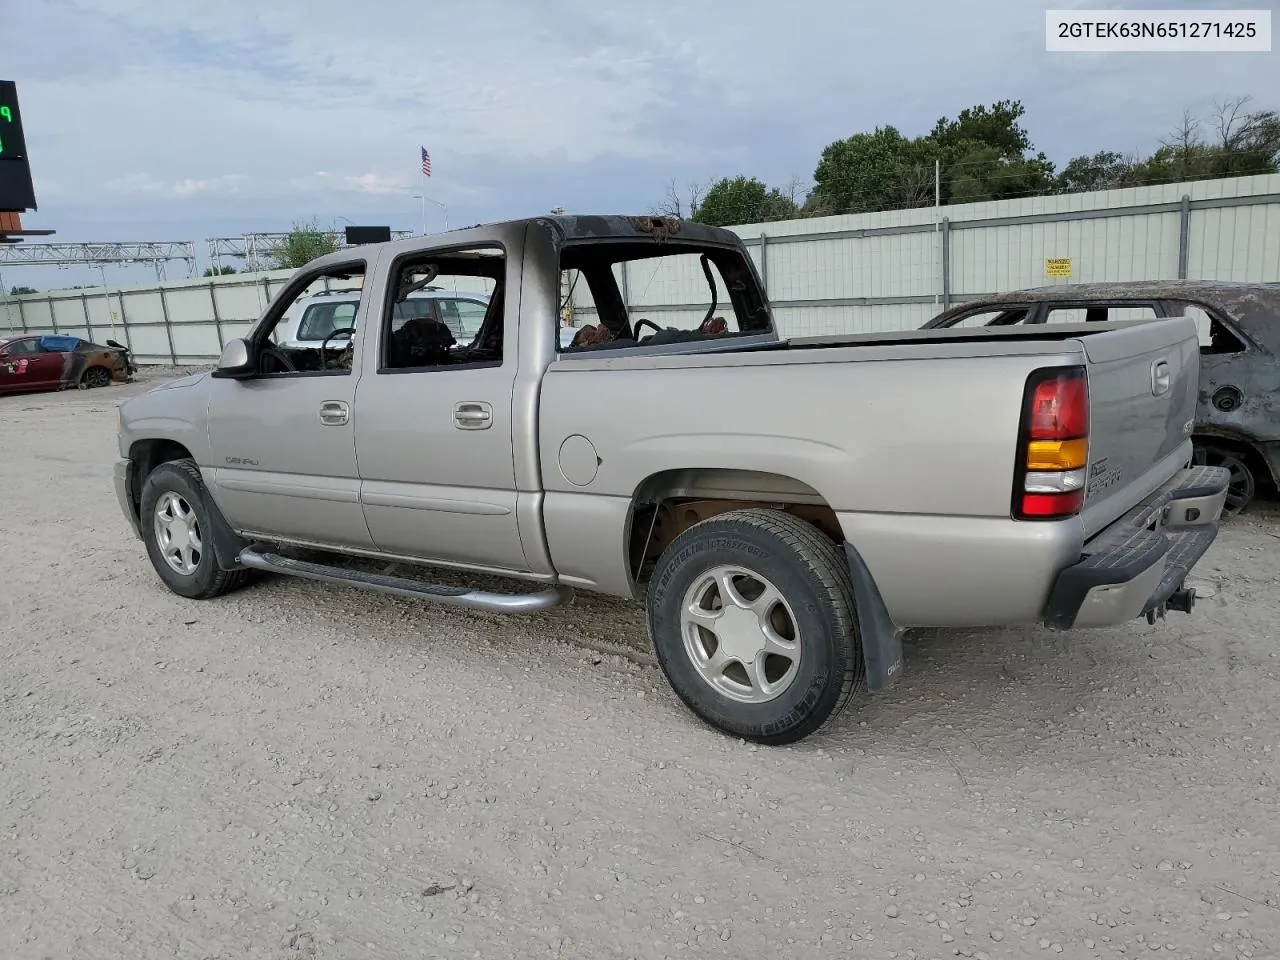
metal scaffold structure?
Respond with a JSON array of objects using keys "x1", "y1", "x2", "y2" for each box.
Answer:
[
  {"x1": 207, "y1": 230, "x2": 415, "y2": 273},
  {"x1": 0, "y1": 241, "x2": 197, "y2": 280}
]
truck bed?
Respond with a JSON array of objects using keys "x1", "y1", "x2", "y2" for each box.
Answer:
[{"x1": 542, "y1": 315, "x2": 1203, "y2": 617}]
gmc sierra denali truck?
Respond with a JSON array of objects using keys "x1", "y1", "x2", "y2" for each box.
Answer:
[{"x1": 113, "y1": 214, "x2": 1229, "y2": 744}]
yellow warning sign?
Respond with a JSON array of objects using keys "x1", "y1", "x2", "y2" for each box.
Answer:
[{"x1": 1045, "y1": 257, "x2": 1072, "y2": 278}]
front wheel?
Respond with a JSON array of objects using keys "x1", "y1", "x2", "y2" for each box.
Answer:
[
  {"x1": 80, "y1": 366, "x2": 111, "y2": 389},
  {"x1": 646, "y1": 508, "x2": 863, "y2": 745},
  {"x1": 139, "y1": 459, "x2": 247, "y2": 599}
]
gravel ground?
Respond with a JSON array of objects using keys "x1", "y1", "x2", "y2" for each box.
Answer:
[{"x1": 2, "y1": 374, "x2": 1278, "y2": 960}]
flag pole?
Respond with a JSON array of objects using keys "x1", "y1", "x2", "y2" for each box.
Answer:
[{"x1": 420, "y1": 168, "x2": 427, "y2": 236}]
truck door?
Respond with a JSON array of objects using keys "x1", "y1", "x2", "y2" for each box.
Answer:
[
  {"x1": 204, "y1": 257, "x2": 376, "y2": 550},
  {"x1": 352, "y1": 244, "x2": 528, "y2": 573}
]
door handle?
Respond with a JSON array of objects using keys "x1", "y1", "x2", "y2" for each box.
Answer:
[
  {"x1": 454, "y1": 401, "x2": 492, "y2": 430},
  {"x1": 1151, "y1": 359, "x2": 1171, "y2": 396},
  {"x1": 319, "y1": 400, "x2": 349, "y2": 425}
]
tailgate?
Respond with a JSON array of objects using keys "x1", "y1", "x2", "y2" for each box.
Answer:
[{"x1": 1078, "y1": 316, "x2": 1200, "y2": 536}]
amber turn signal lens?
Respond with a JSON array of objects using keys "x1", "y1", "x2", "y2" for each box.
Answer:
[{"x1": 1026, "y1": 438, "x2": 1088, "y2": 471}]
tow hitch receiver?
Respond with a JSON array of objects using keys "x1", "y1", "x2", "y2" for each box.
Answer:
[{"x1": 1147, "y1": 585, "x2": 1196, "y2": 624}]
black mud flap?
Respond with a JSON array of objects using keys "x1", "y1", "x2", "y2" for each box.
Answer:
[
  {"x1": 843, "y1": 542, "x2": 905, "y2": 692},
  {"x1": 200, "y1": 487, "x2": 250, "y2": 572}
]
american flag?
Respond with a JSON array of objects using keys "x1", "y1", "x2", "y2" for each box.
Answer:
[{"x1": 420, "y1": 146, "x2": 432, "y2": 177}]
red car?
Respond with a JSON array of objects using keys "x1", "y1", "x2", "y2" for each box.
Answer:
[{"x1": 0, "y1": 334, "x2": 136, "y2": 395}]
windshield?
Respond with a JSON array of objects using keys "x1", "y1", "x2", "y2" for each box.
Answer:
[{"x1": 296, "y1": 301, "x2": 358, "y2": 342}]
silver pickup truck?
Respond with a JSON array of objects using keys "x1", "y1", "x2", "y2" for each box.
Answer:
[{"x1": 114, "y1": 214, "x2": 1229, "y2": 744}]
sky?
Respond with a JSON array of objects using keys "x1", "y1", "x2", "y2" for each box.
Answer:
[{"x1": 2, "y1": 0, "x2": 1277, "y2": 288}]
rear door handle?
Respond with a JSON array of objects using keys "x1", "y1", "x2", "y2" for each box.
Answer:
[
  {"x1": 1151, "y1": 359, "x2": 1171, "y2": 396},
  {"x1": 319, "y1": 400, "x2": 349, "y2": 425},
  {"x1": 454, "y1": 401, "x2": 492, "y2": 430}
]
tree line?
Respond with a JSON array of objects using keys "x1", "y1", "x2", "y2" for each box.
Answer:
[{"x1": 658, "y1": 95, "x2": 1280, "y2": 227}]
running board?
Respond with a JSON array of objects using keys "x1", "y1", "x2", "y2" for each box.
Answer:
[{"x1": 236, "y1": 548, "x2": 574, "y2": 614}]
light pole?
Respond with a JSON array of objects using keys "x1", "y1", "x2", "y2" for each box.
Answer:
[
  {"x1": 97, "y1": 263, "x2": 120, "y2": 341},
  {"x1": 0, "y1": 266, "x2": 11, "y2": 336},
  {"x1": 410, "y1": 194, "x2": 449, "y2": 235}
]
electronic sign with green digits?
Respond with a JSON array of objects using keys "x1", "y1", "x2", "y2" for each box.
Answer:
[{"x1": 0, "y1": 80, "x2": 37, "y2": 212}]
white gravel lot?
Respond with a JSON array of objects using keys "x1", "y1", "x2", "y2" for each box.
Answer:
[{"x1": 1, "y1": 372, "x2": 1278, "y2": 960}]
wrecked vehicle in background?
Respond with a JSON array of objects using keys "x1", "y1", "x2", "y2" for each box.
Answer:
[
  {"x1": 0, "y1": 334, "x2": 135, "y2": 395},
  {"x1": 922, "y1": 281, "x2": 1280, "y2": 515}
]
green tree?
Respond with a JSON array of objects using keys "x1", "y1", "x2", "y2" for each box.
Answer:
[
  {"x1": 809, "y1": 126, "x2": 938, "y2": 215},
  {"x1": 1060, "y1": 97, "x2": 1278, "y2": 192},
  {"x1": 946, "y1": 143, "x2": 1056, "y2": 203},
  {"x1": 8, "y1": 285, "x2": 38, "y2": 296},
  {"x1": 930, "y1": 100, "x2": 1033, "y2": 158},
  {"x1": 931, "y1": 100, "x2": 1055, "y2": 203},
  {"x1": 203, "y1": 265, "x2": 237, "y2": 277},
  {"x1": 266, "y1": 219, "x2": 339, "y2": 270},
  {"x1": 1055, "y1": 150, "x2": 1138, "y2": 193},
  {"x1": 809, "y1": 102, "x2": 1056, "y2": 215},
  {"x1": 1202, "y1": 96, "x2": 1280, "y2": 176},
  {"x1": 690, "y1": 176, "x2": 800, "y2": 225}
]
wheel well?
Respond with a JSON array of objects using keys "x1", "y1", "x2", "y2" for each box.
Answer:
[
  {"x1": 1193, "y1": 433, "x2": 1276, "y2": 489},
  {"x1": 127, "y1": 439, "x2": 195, "y2": 509},
  {"x1": 627, "y1": 468, "x2": 842, "y2": 584}
]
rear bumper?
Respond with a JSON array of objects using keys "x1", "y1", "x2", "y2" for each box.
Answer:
[{"x1": 1042, "y1": 464, "x2": 1230, "y2": 629}]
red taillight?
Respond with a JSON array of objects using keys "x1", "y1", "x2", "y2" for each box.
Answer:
[
  {"x1": 1014, "y1": 367, "x2": 1089, "y2": 521},
  {"x1": 1028, "y1": 373, "x2": 1089, "y2": 439},
  {"x1": 1020, "y1": 490, "x2": 1085, "y2": 517}
]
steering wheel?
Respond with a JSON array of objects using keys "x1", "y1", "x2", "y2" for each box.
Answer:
[
  {"x1": 320, "y1": 327, "x2": 356, "y2": 369},
  {"x1": 633, "y1": 318, "x2": 663, "y2": 339},
  {"x1": 260, "y1": 343, "x2": 297, "y2": 373}
]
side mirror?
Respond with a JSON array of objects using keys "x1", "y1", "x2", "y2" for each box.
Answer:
[{"x1": 211, "y1": 338, "x2": 255, "y2": 379}]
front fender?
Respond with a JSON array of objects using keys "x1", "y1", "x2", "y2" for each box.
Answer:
[{"x1": 117, "y1": 374, "x2": 212, "y2": 462}]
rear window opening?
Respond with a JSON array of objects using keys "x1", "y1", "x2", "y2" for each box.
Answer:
[
  {"x1": 558, "y1": 241, "x2": 774, "y2": 353},
  {"x1": 1044, "y1": 304, "x2": 1160, "y2": 324},
  {"x1": 946, "y1": 306, "x2": 1033, "y2": 327},
  {"x1": 1169, "y1": 302, "x2": 1249, "y2": 355}
]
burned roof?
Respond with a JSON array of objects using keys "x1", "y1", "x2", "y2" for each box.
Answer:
[
  {"x1": 303, "y1": 214, "x2": 747, "y2": 277},
  {"x1": 948, "y1": 279, "x2": 1280, "y2": 308},
  {"x1": 930, "y1": 279, "x2": 1280, "y2": 351}
]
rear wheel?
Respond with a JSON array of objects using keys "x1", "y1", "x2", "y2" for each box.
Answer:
[
  {"x1": 1193, "y1": 442, "x2": 1256, "y2": 517},
  {"x1": 646, "y1": 508, "x2": 863, "y2": 745},
  {"x1": 80, "y1": 366, "x2": 111, "y2": 389},
  {"x1": 139, "y1": 459, "x2": 247, "y2": 599}
]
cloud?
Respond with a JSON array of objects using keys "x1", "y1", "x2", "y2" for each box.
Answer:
[
  {"x1": 344, "y1": 173, "x2": 410, "y2": 196},
  {"x1": 106, "y1": 174, "x2": 249, "y2": 198}
]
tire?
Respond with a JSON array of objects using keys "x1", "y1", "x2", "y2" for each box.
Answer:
[
  {"x1": 80, "y1": 366, "x2": 111, "y2": 389},
  {"x1": 1193, "y1": 442, "x2": 1256, "y2": 517},
  {"x1": 646, "y1": 508, "x2": 863, "y2": 745},
  {"x1": 139, "y1": 458, "x2": 247, "y2": 600}
]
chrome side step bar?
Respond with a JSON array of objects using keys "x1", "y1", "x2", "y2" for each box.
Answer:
[{"x1": 237, "y1": 548, "x2": 574, "y2": 614}]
